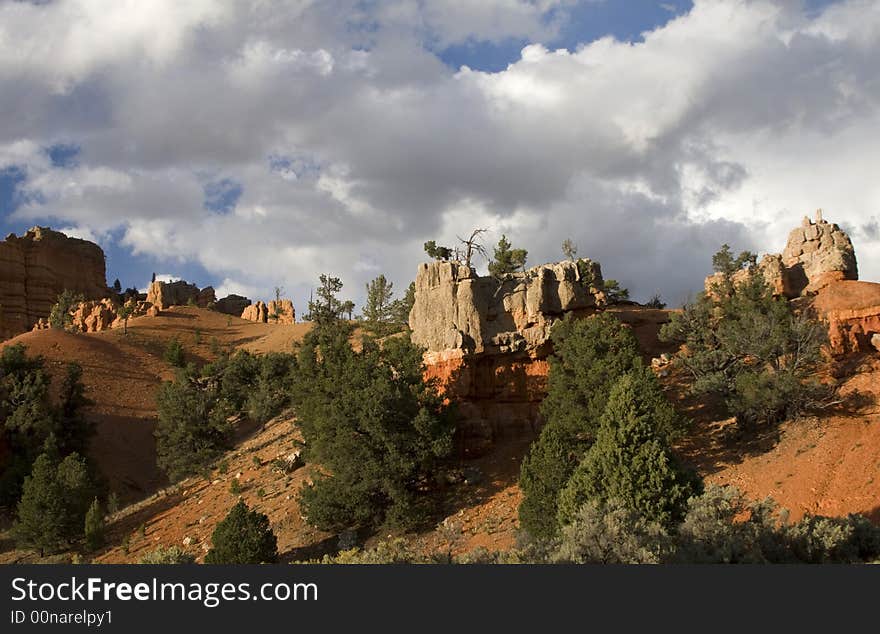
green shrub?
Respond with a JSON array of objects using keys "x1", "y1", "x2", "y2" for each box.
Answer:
[
  {"x1": 155, "y1": 377, "x2": 234, "y2": 482},
  {"x1": 139, "y1": 545, "x2": 196, "y2": 564},
  {"x1": 48, "y1": 289, "x2": 84, "y2": 330},
  {"x1": 784, "y1": 514, "x2": 880, "y2": 563},
  {"x1": 553, "y1": 499, "x2": 671, "y2": 564},
  {"x1": 163, "y1": 338, "x2": 186, "y2": 367},
  {"x1": 205, "y1": 500, "x2": 278, "y2": 564},
  {"x1": 673, "y1": 485, "x2": 785, "y2": 563},
  {"x1": 13, "y1": 441, "x2": 98, "y2": 555},
  {"x1": 660, "y1": 246, "x2": 828, "y2": 428},
  {"x1": 0, "y1": 347, "x2": 93, "y2": 507}
]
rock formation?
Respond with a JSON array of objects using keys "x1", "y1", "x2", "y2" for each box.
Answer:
[
  {"x1": 410, "y1": 259, "x2": 605, "y2": 362},
  {"x1": 146, "y1": 280, "x2": 215, "y2": 310},
  {"x1": 0, "y1": 227, "x2": 108, "y2": 339},
  {"x1": 705, "y1": 210, "x2": 858, "y2": 299},
  {"x1": 33, "y1": 298, "x2": 157, "y2": 333},
  {"x1": 410, "y1": 259, "x2": 613, "y2": 454},
  {"x1": 240, "y1": 299, "x2": 295, "y2": 324},
  {"x1": 214, "y1": 294, "x2": 252, "y2": 316},
  {"x1": 810, "y1": 280, "x2": 880, "y2": 355}
]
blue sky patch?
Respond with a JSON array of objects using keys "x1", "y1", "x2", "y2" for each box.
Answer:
[
  {"x1": 204, "y1": 178, "x2": 243, "y2": 214},
  {"x1": 46, "y1": 143, "x2": 80, "y2": 169}
]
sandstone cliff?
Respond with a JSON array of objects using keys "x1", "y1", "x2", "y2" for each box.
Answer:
[
  {"x1": 0, "y1": 227, "x2": 108, "y2": 339},
  {"x1": 410, "y1": 259, "x2": 614, "y2": 453},
  {"x1": 410, "y1": 259, "x2": 604, "y2": 361}
]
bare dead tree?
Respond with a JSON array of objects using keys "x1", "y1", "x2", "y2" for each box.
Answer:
[{"x1": 457, "y1": 228, "x2": 489, "y2": 268}]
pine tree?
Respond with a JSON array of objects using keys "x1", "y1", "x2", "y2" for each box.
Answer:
[
  {"x1": 48, "y1": 289, "x2": 84, "y2": 330},
  {"x1": 602, "y1": 279, "x2": 630, "y2": 303},
  {"x1": 557, "y1": 369, "x2": 699, "y2": 529},
  {"x1": 13, "y1": 441, "x2": 68, "y2": 556},
  {"x1": 488, "y1": 235, "x2": 527, "y2": 277},
  {"x1": 205, "y1": 500, "x2": 278, "y2": 564},
  {"x1": 291, "y1": 323, "x2": 454, "y2": 531},
  {"x1": 155, "y1": 377, "x2": 234, "y2": 482},
  {"x1": 306, "y1": 274, "x2": 348, "y2": 326},
  {"x1": 518, "y1": 313, "x2": 642, "y2": 541},
  {"x1": 112, "y1": 279, "x2": 122, "y2": 294},
  {"x1": 84, "y1": 497, "x2": 105, "y2": 550},
  {"x1": 391, "y1": 281, "x2": 416, "y2": 329},
  {"x1": 362, "y1": 275, "x2": 397, "y2": 336},
  {"x1": 55, "y1": 363, "x2": 94, "y2": 456},
  {"x1": 423, "y1": 240, "x2": 452, "y2": 261}
]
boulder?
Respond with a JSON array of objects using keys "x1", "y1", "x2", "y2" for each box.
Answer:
[
  {"x1": 214, "y1": 294, "x2": 252, "y2": 316},
  {"x1": 267, "y1": 299, "x2": 295, "y2": 324},
  {"x1": 0, "y1": 227, "x2": 108, "y2": 339},
  {"x1": 146, "y1": 280, "x2": 214, "y2": 310}
]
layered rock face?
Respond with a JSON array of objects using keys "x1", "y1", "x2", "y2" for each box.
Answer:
[
  {"x1": 810, "y1": 280, "x2": 880, "y2": 355},
  {"x1": 705, "y1": 211, "x2": 858, "y2": 299},
  {"x1": 146, "y1": 280, "x2": 215, "y2": 310},
  {"x1": 240, "y1": 299, "x2": 295, "y2": 324},
  {"x1": 0, "y1": 227, "x2": 108, "y2": 339},
  {"x1": 410, "y1": 259, "x2": 607, "y2": 454}
]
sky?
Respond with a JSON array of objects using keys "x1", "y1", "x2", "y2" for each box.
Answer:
[{"x1": 1, "y1": 0, "x2": 878, "y2": 310}]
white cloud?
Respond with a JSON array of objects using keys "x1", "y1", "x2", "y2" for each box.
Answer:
[{"x1": 2, "y1": 0, "x2": 880, "y2": 311}]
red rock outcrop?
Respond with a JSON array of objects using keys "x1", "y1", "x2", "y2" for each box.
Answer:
[
  {"x1": 410, "y1": 259, "x2": 620, "y2": 453},
  {"x1": 32, "y1": 298, "x2": 157, "y2": 333},
  {"x1": 240, "y1": 299, "x2": 295, "y2": 324},
  {"x1": 214, "y1": 294, "x2": 252, "y2": 316},
  {"x1": 146, "y1": 280, "x2": 215, "y2": 310},
  {"x1": 704, "y1": 210, "x2": 858, "y2": 299},
  {"x1": 810, "y1": 280, "x2": 880, "y2": 355},
  {"x1": 0, "y1": 227, "x2": 108, "y2": 339}
]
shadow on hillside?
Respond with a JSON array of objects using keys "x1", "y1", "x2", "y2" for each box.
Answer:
[
  {"x1": 280, "y1": 535, "x2": 340, "y2": 563},
  {"x1": 154, "y1": 311, "x2": 197, "y2": 320},
  {"x1": 671, "y1": 368, "x2": 877, "y2": 477},
  {"x1": 863, "y1": 506, "x2": 880, "y2": 524}
]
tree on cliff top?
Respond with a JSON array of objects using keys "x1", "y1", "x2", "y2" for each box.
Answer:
[
  {"x1": 423, "y1": 240, "x2": 453, "y2": 261},
  {"x1": 488, "y1": 234, "x2": 527, "y2": 277}
]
